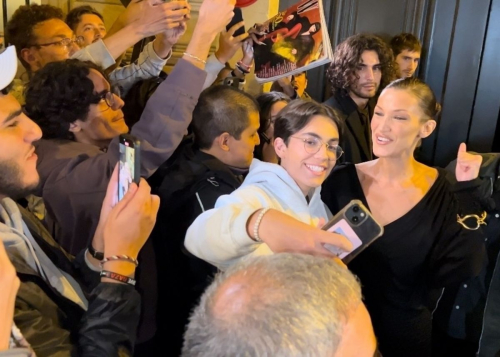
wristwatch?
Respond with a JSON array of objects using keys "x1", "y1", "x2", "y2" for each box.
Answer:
[{"x1": 88, "y1": 245, "x2": 104, "y2": 260}]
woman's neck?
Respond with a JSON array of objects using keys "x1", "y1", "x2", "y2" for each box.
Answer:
[{"x1": 370, "y1": 155, "x2": 420, "y2": 184}]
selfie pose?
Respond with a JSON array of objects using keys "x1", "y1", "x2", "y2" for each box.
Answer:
[
  {"x1": 321, "y1": 78, "x2": 486, "y2": 357},
  {"x1": 185, "y1": 100, "x2": 352, "y2": 270}
]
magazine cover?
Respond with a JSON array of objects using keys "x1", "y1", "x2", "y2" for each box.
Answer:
[{"x1": 253, "y1": 0, "x2": 332, "y2": 83}]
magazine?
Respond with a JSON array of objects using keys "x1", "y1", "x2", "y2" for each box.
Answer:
[{"x1": 253, "y1": 0, "x2": 333, "y2": 83}]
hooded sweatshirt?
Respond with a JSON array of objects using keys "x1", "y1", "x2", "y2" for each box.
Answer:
[{"x1": 184, "y1": 159, "x2": 331, "y2": 270}]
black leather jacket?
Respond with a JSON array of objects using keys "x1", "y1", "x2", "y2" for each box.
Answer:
[{"x1": 7, "y1": 205, "x2": 140, "y2": 357}]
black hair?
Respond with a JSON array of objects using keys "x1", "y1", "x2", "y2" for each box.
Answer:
[
  {"x1": 274, "y1": 100, "x2": 343, "y2": 144},
  {"x1": 5, "y1": 4, "x2": 64, "y2": 70},
  {"x1": 192, "y1": 86, "x2": 259, "y2": 150},
  {"x1": 326, "y1": 33, "x2": 397, "y2": 96},
  {"x1": 66, "y1": 5, "x2": 104, "y2": 32},
  {"x1": 24, "y1": 59, "x2": 107, "y2": 140},
  {"x1": 254, "y1": 92, "x2": 291, "y2": 160}
]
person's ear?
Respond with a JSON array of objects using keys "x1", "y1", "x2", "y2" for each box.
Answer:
[
  {"x1": 274, "y1": 137, "x2": 287, "y2": 159},
  {"x1": 419, "y1": 119, "x2": 437, "y2": 139},
  {"x1": 20, "y1": 48, "x2": 39, "y2": 72},
  {"x1": 68, "y1": 121, "x2": 83, "y2": 133},
  {"x1": 217, "y1": 132, "x2": 231, "y2": 152}
]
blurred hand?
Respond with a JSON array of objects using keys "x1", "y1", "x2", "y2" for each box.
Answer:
[
  {"x1": 162, "y1": 21, "x2": 188, "y2": 46},
  {"x1": 248, "y1": 22, "x2": 268, "y2": 45},
  {"x1": 0, "y1": 242, "x2": 20, "y2": 350},
  {"x1": 456, "y1": 143, "x2": 482, "y2": 182},
  {"x1": 276, "y1": 76, "x2": 296, "y2": 97},
  {"x1": 197, "y1": 0, "x2": 236, "y2": 38},
  {"x1": 215, "y1": 21, "x2": 249, "y2": 63},
  {"x1": 103, "y1": 178, "x2": 160, "y2": 259},
  {"x1": 124, "y1": 0, "x2": 191, "y2": 38},
  {"x1": 241, "y1": 37, "x2": 254, "y2": 64}
]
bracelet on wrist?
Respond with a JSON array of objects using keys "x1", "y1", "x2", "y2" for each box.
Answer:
[
  {"x1": 236, "y1": 64, "x2": 250, "y2": 74},
  {"x1": 100, "y1": 254, "x2": 139, "y2": 267},
  {"x1": 183, "y1": 52, "x2": 207, "y2": 65},
  {"x1": 100, "y1": 270, "x2": 136, "y2": 286},
  {"x1": 237, "y1": 60, "x2": 253, "y2": 69},
  {"x1": 88, "y1": 245, "x2": 104, "y2": 260},
  {"x1": 252, "y1": 208, "x2": 270, "y2": 242}
]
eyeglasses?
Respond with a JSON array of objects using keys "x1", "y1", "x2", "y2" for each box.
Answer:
[
  {"x1": 30, "y1": 36, "x2": 85, "y2": 49},
  {"x1": 291, "y1": 136, "x2": 343, "y2": 161},
  {"x1": 92, "y1": 87, "x2": 121, "y2": 111}
]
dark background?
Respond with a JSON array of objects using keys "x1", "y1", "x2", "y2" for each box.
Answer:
[{"x1": 279, "y1": 0, "x2": 500, "y2": 167}]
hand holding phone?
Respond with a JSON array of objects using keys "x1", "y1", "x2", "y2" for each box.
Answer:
[
  {"x1": 118, "y1": 134, "x2": 141, "y2": 202},
  {"x1": 322, "y1": 200, "x2": 383, "y2": 264}
]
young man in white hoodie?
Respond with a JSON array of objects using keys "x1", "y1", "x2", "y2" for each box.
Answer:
[{"x1": 185, "y1": 100, "x2": 353, "y2": 270}]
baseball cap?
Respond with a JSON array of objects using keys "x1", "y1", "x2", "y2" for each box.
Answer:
[{"x1": 0, "y1": 46, "x2": 18, "y2": 92}]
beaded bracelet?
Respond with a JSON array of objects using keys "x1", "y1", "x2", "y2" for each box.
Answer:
[
  {"x1": 252, "y1": 208, "x2": 270, "y2": 242},
  {"x1": 100, "y1": 255, "x2": 139, "y2": 267},
  {"x1": 100, "y1": 270, "x2": 136, "y2": 286},
  {"x1": 237, "y1": 60, "x2": 253, "y2": 69},
  {"x1": 183, "y1": 52, "x2": 207, "y2": 65},
  {"x1": 236, "y1": 64, "x2": 250, "y2": 74}
]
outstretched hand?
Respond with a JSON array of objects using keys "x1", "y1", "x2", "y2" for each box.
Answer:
[{"x1": 455, "y1": 143, "x2": 482, "y2": 182}]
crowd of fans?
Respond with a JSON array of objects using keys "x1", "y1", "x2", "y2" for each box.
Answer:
[{"x1": 0, "y1": 1, "x2": 498, "y2": 356}]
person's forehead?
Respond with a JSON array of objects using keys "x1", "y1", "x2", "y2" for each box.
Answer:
[
  {"x1": 87, "y1": 68, "x2": 109, "y2": 91},
  {"x1": 80, "y1": 13, "x2": 105, "y2": 26},
  {"x1": 33, "y1": 18, "x2": 73, "y2": 40},
  {"x1": 0, "y1": 94, "x2": 22, "y2": 122},
  {"x1": 359, "y1": 50, "x2": 380, "y2": 64},
  {"x1": 400, "y1": 49, "x2": 421, "y2": 58}
]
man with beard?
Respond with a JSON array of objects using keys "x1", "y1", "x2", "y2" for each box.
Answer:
[
  {"x1": 0, "y1": 45, "x2": 159, "y2": 356},
  {"x1": 324, "y1": 34, "x2": 396, "y2": 164}
]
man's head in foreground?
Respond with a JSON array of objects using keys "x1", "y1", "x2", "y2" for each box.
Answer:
[
  {"x1": 0, "y1": 46, "x2": 42, "y2": 200},
  {"x1": 182, "y1": 253, "x2": 376, "y2": 357}
]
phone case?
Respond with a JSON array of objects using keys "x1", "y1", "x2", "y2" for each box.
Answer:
[
  {"x1": 322, "y1": 200, "x2": 384, "y2": 264},
  {"x1": 119, "y1": 134, "x2": 141, "y2": 184}
]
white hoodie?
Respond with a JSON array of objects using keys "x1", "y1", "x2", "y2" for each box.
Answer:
[{"x1": 184, "y1": 159, "x2": 331, "y2": 270}]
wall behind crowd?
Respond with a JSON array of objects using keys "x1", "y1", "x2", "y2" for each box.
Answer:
[{"x1": 279, "y1": 0, "x2": 500, "y2": 167}]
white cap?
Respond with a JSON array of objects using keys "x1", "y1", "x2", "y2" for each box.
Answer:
[{"x1": 0, "y1": 46, "x2": 18, "y2": 91}]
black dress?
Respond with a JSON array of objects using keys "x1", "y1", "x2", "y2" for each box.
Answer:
[{"x1": 321, "y1": 164, "x2": 486, "y2": 357}]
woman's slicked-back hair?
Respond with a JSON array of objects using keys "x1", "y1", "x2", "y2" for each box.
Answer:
[
  {"x1": 25, "y1": 59, "x2": 107, "y2": 140},
  {"x1": 274, "y1": 100, "x2": 343, "y2": 144},
  {"x1": 326, "y1": 33, "x2": 397, "y2": 96},
  {"x1": 384, "y1": 77, "x2": 441, "y2": 120}
]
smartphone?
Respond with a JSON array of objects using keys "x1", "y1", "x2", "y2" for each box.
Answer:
[
  {"x1": 322, "y1": 200, "x2": 384, "y2": 264},
  {"x1": 118, "y1": 134, "x2": 141, "y2": 202},
  {"x1": 226, "y1": 8, "x2": 245, "y2": 37}
]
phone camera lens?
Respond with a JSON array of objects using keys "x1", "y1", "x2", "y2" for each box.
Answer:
[
  {"x1": 353, "y1": 206, "x2": 360, "y2": 213},
  {"x1": 352, "y1": 216, "x2": 359, "y2": 223}
]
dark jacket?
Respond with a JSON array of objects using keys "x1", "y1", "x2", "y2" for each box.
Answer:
[
  {"x1": 35, "y1": 59, "x2": 206, "y2": 255},
  {"x1": 433, "y1": 153, "x2": 500, "y2": 354},
  {"x1": 7, "y1": 205, "x2": 140, "y2": 357},
  {"x1": 151, "y1": 143, "x2": 243, "y2": 355},
  {"x1": 323, "y1": 92, "x2": 375, "y2": 164}
]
